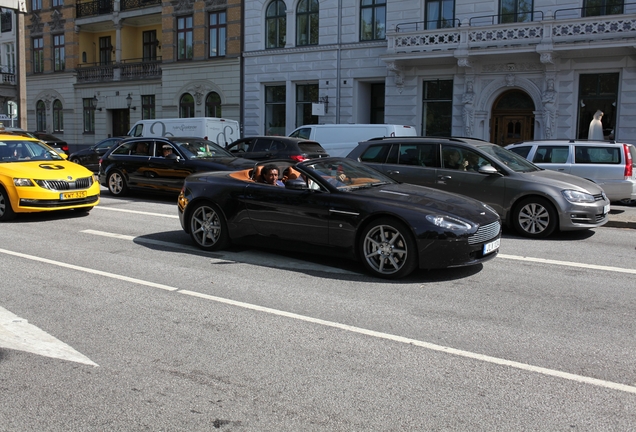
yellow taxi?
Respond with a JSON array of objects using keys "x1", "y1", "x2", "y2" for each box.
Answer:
[{"x1": 0, "y1": 132, "x2": 100, "y2": 221}]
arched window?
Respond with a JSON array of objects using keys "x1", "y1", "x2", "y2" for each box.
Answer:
[
  {"x1": 296, "y1": 0, "x2": 319, "y2": 46},
  {"x1": 36, "y1": 100, "x2": 46, "y2": 131},
  {"x1": 266, "y1": 0, "x2": 286, "y2": 49},
  {"x1": 53, "y1": 99, "x2": 63, "y2": 132},
  {"x1": 360, "y1": 0, "x2": 386, "y2": 41},
  {"x1": 179, "y1": 93, "x2": 195, "y2": 118},
  {"x1": 205, "y1": 92, "x2": 222, "y2": 117}
]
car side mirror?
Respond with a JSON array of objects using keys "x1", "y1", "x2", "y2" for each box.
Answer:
[
  {"x1": 478, "y1": 165, "x2": 501, "y2": 176},
  {"x1": 285, "y1": 179, "x2": 308, "y2": 190}
]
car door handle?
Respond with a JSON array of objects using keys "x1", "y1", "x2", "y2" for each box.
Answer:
[
  {"x1": 387, "y1": 170, "x2": 400, "y2": 175},
  {"x1": 557, "y1": 168, "x2": 565, "y2": 171},
  {"x1": 438, "y1": 175, "x2": 452, "y2": 180}
]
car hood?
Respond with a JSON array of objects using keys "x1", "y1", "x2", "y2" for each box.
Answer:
[
  {"x1": 356, "y1": 183, "x2": 499, "y2": 224},
  {"x1": 517, "y1": 169, "x2": 605, "y2": 194},
  {"x1": 1, "y1": 161, "x2": 94, "y2": 179}
]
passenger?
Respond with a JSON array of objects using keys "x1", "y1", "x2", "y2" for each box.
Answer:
[
  {"x1": 261, "y1": 164, "x2": 285, "y2": 186},
  {"x1": 135, "y1": 142, "x2": 149, "y2": 155},
  {"x1": 444, "y1": 149, "x2": 463, "y2": 169},
  {"x1": 162, "y1": 144, "x2": 176, "y2": 159},
  {"x1": 463, "y1": 153, "x2": 480, "y2": 171}
]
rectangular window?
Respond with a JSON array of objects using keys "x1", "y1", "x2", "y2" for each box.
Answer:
[
  {"x1": 142, "y1": 30, "x2": 158, "y2": 61},
  {"x1": 265, "y1": 85, "x2": 286, "y2": 136},
  {"x1": 426, "y1": 0, "x2": 455, "y2": 29},
  {"x1": 53, "y1": 0, "x2": 63, "y2": 7},
  {"x1": 31, "y1": 0, "x2": 42, "y2": 11},
  {"x1": 177, "y1": 16, "x2": 193, "y2": 60},
  {"x1": 422, "y1": 79, "x2": 453, "y2": 137},
  {"x1": 83, "y1": 98, "x2": 95, "y2": 133},
  {"x1": 583, "y1": 0, "x2": 623, "y2": 17},
  {"x1": 499, "y1": 0, "x2": 533, "y2": 23},
  {"x1": 32, "y1": 37, "x2": 43, "y2": 73},
  {"x1": 5, "y1": 43, "x2": 15, "y2": 73},
  {"x1": 99, "y1": 36, "x2": 112, "y2": 65},
  {"x1": 53, "y1": 34, "x2": 65, "y2": 72},
  {"x1": 577, "y1": 73, "x2": 619, "y2": 139},
  {"x1": 360, "y1": 0, "x2": 386, "y2": 41},
  {"x1": 1, "y1": 11, "x2": 12, "y2": 33},
  {"x1": 142, "y1": 95, "x2": 156, "y2": 120},
  {"x1": 295, "y1": 84, "x2": 318, "y2": 128},
  {"x1": 209, "y1": 11, "x2": 227, "y2": 57},
  {"x1": 575, "y1": 146, "x2": 620, "y2": 163}
]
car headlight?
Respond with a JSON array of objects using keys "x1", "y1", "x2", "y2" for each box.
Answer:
[
  {"x1": 562, "y1": 189, "x2": 595, "y2": 203},
  {"x1": 13, "y1": 178, "x2": 34, "y2": 187},
  {"x1": 426, "y1": 214, "x2": 472, "y2": 231}
]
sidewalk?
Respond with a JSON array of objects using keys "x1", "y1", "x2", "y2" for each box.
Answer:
[{"x1": 607, "y1": 203, "x2": 636, "y2": 229}]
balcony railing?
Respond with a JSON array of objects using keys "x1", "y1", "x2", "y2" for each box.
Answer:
[
  {"x1": 1, "y1": 72, "x2": 15, "y2": 84},
  {"x1": 76, "y1": 0, "x2": 160, "y2": 18},
  {"x1": 388, "y1": 7, "x2": 636, "y2": 55},
  {"x1": 76, "y1": 58, "x2": 162, "y2": 83}
]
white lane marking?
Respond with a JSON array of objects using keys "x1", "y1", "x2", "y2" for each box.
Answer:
[
  {"x1": 0, "y1": 248, "x2": 178, "y2": 292},
  {"x1": 498, "y1": 254, "x2": 636, "y2": 275},
  {"x1": 94, "y1": 206, "x2": 179, "y2": 218},
  {"x1": 180, "y1": 289, "x2": 636, "y2": 395},
  {"x1": 82, "y1": 230, "x2": 357, "y2": 275},
  {"x1": 1, "y1": 247, "x2": 635, "y2": 395},
  {"x1": 0, "y1": 306, "x2": 98, "y2": 366}
]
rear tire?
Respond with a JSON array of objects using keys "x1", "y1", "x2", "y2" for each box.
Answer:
[
  {"x1": 107, "y1": 171, "x2": 129, "y2": 196},
  {"x1": 512, "y1": 197, "x2": 557, "y2": 238},
  {"x1": 359, "y1": 217, "x2": 418, "y2": 279},
  {"x1": 188, "y1": 202, "x2": 230, "y2": 251},
  {"x1": 0, "y1": 187, "x2": 16, "y2": 221}
]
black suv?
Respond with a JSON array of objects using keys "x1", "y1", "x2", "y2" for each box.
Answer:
[
  {"x1": 31, "y1": 132, "x2": 70, "y2": 155},
  {"x1": 226, "y1": 136, "x2": 328, "y2": 161},
  {"x1": 99, "y1": 136, "x2": 256, "y2": 196}
]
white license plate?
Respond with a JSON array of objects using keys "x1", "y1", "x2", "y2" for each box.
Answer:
[
  {"x1": 603, "y1": 204, "x2": 610, "y2": 214},
  {"x1": 483, "y1": 238, "x2": 500, "y2": 255}
]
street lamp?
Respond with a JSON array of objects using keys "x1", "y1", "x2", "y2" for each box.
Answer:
[
  {"x1": 126, "y1": 93, "x2": 136, "y2": 110},
  {"x1": 91, "y1": 95, "x2": 101, "y2": 111}
]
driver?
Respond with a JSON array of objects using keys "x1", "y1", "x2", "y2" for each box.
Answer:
[{"x1": 261, "y1": 164, "x2": 285, "y2": 187}]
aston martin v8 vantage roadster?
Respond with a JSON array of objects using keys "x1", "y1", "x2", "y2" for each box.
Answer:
[{"x1": 178, "y1": 158, "x2": 501, "y2": 279}]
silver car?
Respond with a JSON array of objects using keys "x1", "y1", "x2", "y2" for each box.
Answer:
[{"x1": 347, "y1": 137, "x2": 610, "y2": 238}]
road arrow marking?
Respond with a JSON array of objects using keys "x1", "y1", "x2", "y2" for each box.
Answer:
[{"x1": 0, "y1": 306, "x2": 98, "y2": 367}]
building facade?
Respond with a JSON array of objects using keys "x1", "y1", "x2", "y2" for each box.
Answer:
[
  {"x1": 0, "y1": 7, "x2": 18, "y2": 126},
  {"x1": 23, "y1": 0, "x2": 241, "y2": 149},
  {"x1": 244, "y1": 0, "x2": 636, "y2": 145}
]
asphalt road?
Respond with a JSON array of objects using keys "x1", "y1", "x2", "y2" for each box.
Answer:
[{"x1": 1, "y1": 193, "x2": 635, "y2": 431}]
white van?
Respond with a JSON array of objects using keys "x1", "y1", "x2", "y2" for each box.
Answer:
[
  {"x1": 289, "y1": 124, "x2": 417, "y2": 157},
  {"x1": 128, "y1": 117, "x2": 240, "y2": 146}
]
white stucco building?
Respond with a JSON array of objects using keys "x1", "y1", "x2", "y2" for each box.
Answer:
[{"x1": 244, "y1": 0, "x2": 636, "y2": 145}]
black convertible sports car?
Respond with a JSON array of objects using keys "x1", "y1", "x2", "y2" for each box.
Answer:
[{"x1": 178, "y1": 158, "x2": 502, "y2": 279}]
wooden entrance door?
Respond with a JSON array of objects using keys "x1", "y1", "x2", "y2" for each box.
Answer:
[
  {"x1": 112, "y1": 109, "x2": 130, "y2": 137},
  {"x1": 490, "y1": 90, "x2": 535, "y2": 146}
]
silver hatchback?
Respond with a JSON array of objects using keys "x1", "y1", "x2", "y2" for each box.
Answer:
[{"x1": 347, "y1": 137, "x2": 610, "y2": 238}]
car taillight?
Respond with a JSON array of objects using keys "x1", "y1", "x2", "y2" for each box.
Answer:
[
  {"x1": 624, "y1": 144, "x2": 633, "y2": 178},
  {"x1": 290, "y1": 154, "x2": 308, "y2": 162},
  {"x1": 62, "y1": 144, "x2": 69, "y2": 152}
]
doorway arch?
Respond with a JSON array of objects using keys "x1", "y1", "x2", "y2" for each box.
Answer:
[{"x1": 490, "y1": 90, "x2": 535, "y2": 146}]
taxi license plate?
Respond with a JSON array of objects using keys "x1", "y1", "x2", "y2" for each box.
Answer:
[
  {"x1": 60, "y1": 191, "x2": 87, "y2": 200},
  {"x1": 603, "y1": 204, "x2": 610, "y2": 214},
  {"x1": 483, "y1": 238, "x2": 500, "y2": 255}
]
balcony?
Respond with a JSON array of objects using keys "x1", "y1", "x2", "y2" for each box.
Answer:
[
  {"x1": 76, "y1": 58, "x2": 162, "y2": 83},
  {"x1": 386, "y1": 6, "x2": 636, "y2": 60},
  {"x1": 76, "y1": 0, "x2": 161, "y2": 18},
  {"x1": 1, "y1": 72, "x2": 15, "y2": 85}
]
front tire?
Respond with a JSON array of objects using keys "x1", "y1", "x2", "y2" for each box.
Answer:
[
  {"x1": 188, "y1": 202, "x2": 229, "y2": 251},
  {"x1": 0, "y1": 187, "x2": 16, "y2": 222},
  {"x1": 359, "y1": 217, "x2": 418, "y2": 279},
  {"x1": 512, "y1": 197, "x2": 557, "y2": 238},
  {"x1": 107, "y1": 171, "x2": 129, "y2": 196},
  {"x1": 71, "y1": 157, "x2": 81, "y2": 164}
]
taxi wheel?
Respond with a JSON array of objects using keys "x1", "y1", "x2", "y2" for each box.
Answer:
[
  {"x1": 359, "y1": 217, "x2": 418, "y2": 279},
  {"x1": 188, "y1": 202, "x2": 229, "y2": 251},
  {"x1": 0, "y1": 187, "x2": 16, "y2": 222},
  {"x1": 512, "y1": 197, "x2": 557, "y2": 238},
  {"x1": 107, "y1": 171, "x2": 129, "y2": 196}
]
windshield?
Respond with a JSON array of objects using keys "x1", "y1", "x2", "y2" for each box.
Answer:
[
  {"x1": 175, "y1": 138, "x2": 233, "y2": 159},
  {"x1": 0, "y1": 140, "x2": 63, "y2": 162},
  {"x1": 301, "y1": 158, "x2": 396, "y2": 191},
  {"x1": 477, "y1": 144, "x2": 539, "y2": 172}
]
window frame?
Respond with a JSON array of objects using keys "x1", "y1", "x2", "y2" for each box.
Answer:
[
  {"x1": 142, "y1": 30, "x2": 158, "y2": 62},
  {"x1": 83, "y1": 98, "x2": 95, "y2": 133},
  {"x1": 142, "y1": 95, "x2": 155, "y2": 120},
  {"x1": 425, "y1": 0, "x2": 455, "y2": 29},
  {"x1": 31, "y1": 0, "x2": 42, "y2": 11},
  {"x1": 177, "y1": 15, "x2": 194, "y2": 61},
  {"x1": 295, "y1": 83, "x2": 318, "y2": 128},
  {"x1": 265, "y1": 85, "x2": 286, "y2": 136},
  {"x1": 583, "y1": 0, "x2": 624, "y2": 17},
  {"x1": 296, "y1": 0, "x2": 319, "y2": 46},
  {"x1": 205, "y1": 92, "x2": 222, "y2": 117},
  {"x1": 266, "y1": 0, "x2": 287, "y2": 49},
  {"x1": 53, "y1": 34, "x2": 65, "y2": 72},
  {"x1": 32, "y1": 37, "x2": 43, "y2": 74},
  {"x1": 179, "y1": 93, "x2": 195, "y2": 118},
  {"x1": 53, "y1": 99, "x2": 63, "y2": 133},
  {"x1": 499, "y1": 0, "x2": 534, "y2": 23},
  {"x1": 422, "y1": 79, "x2": 453, "y2": 137},
  {"x1": 360, "y1": 0, "x2": 386, "y2": 42},
  {"x1": 36, "y1": 100, "x2": 46, "y2": 132},
  {"x1": 209, "y1": 11, "x2": 227, "y2": 57}
]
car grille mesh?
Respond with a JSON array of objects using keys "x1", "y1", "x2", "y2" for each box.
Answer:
[
  {"x1": 468, "y1": 221, "x2": 501, "y2": 245},
  {"x1": 35, "y1": 176, "x2": 94, "y2": 191}
]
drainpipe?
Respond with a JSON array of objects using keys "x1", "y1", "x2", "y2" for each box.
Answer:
[
  {"x1": 336, "y1": 0, "x2": 341, "y2": 123},
  {"x1": 240, "y1": 0, "x2": 245, "y2": 137}
]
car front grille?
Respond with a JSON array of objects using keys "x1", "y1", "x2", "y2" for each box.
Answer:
[
  {"x1": 35, "y1": 176, "x2": 94, "y2": 191},
  {"x1": 593, "y1": 193, "x2": 605, "y2": 202},
  {"x1": 468, "y1": 220, "x2": 501, "y2": 245}
]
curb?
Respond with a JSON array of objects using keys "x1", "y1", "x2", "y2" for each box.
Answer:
[{"x1": 605, "y1": 220, "x2": 636, "y2": 229}]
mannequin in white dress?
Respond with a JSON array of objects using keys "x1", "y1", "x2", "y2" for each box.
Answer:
[{"x1": 588, "y1": 110, "x2": 604, "y2": 140}]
